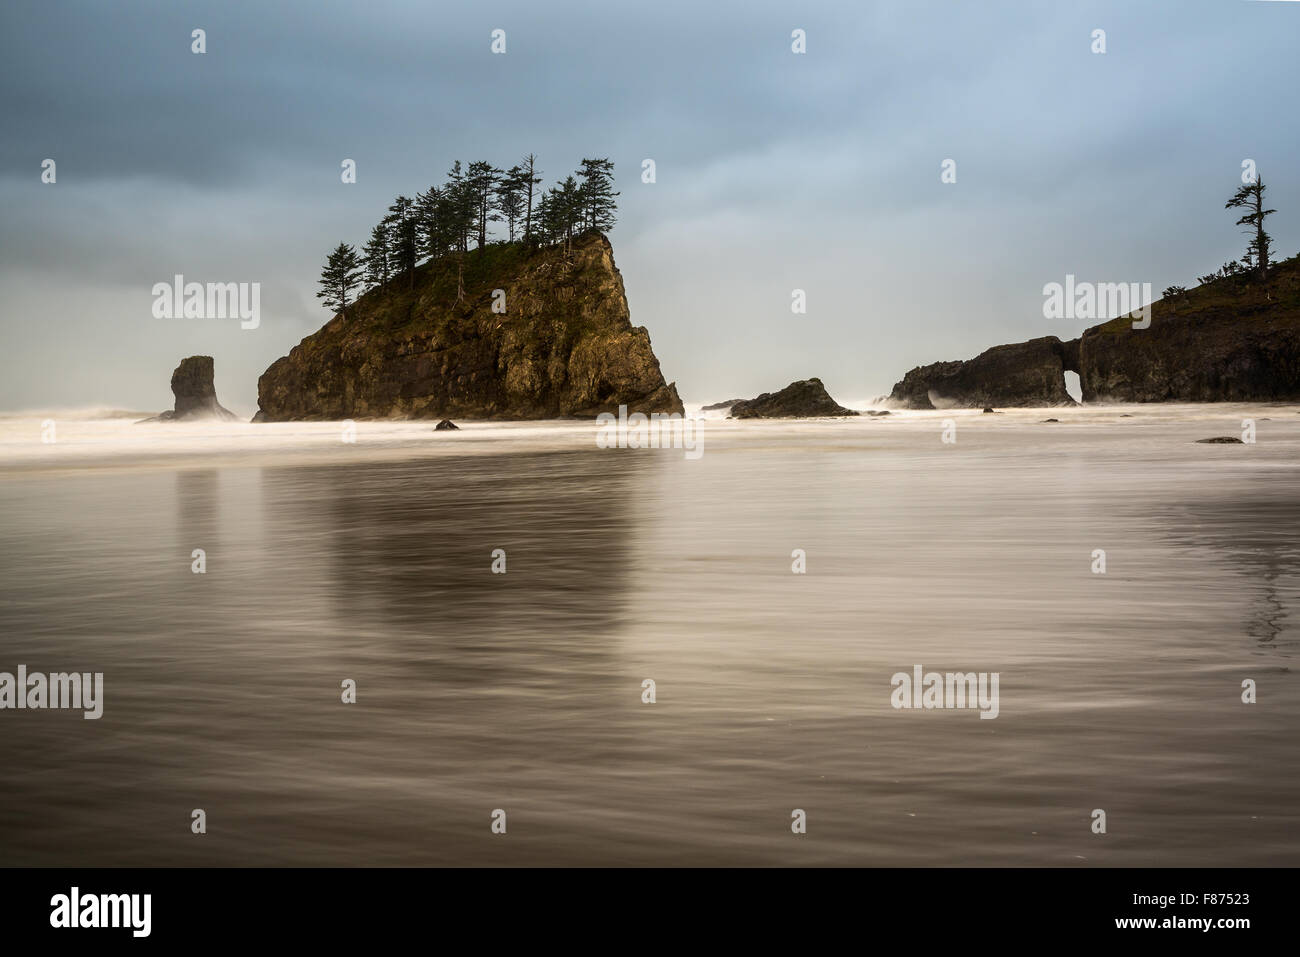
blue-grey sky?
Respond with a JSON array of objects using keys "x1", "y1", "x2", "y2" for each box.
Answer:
[{"x1": 1, "y1": 0, "x2": 1297, "y2": 414}]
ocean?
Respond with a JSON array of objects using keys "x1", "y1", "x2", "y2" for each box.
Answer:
[{"x1": 0, "y1": 404, "x2": 1296, "y2": 865}]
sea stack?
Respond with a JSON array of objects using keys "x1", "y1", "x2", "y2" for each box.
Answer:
[
  {"x1": 140, "y1": 356, "x2": 238, "y2": 422},
  {"x1": 729, "y1": 378, "x2": 859, "y2": 418},
  {"x1": 254, "y1": 231, "x2": 683, "y2": 421}
]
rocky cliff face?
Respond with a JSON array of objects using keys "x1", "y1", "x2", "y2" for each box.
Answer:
[
  {"x1": 1077, "y1": 263, "x2": 1300, "y2": 401},
  {"x1": 889, "y1": 256, "x2": 1300, "y2": 407},
  {"x1": 256, "y1": 232, "x2": 682, "y2": 421},
  {"x1": 140, "y1": 356, "x2": 238, "y2": 421},
  {"x1": 730, "y1": 378, "x2": 859, "y2": 417},
  {"x1": 889, "y1": 337, "x2": 1077, "y2": 409}
]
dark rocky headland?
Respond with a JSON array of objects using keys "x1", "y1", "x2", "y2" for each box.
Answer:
[
  {"x1": 888, "y1": 255, "x2": 1300, "y2": 408},
  {"x1": 255, "y1": 232, "x2": 682, "y2": 421},
  {"x1": 889, "y1": 336, "x2": 1077, "y2": 409}
]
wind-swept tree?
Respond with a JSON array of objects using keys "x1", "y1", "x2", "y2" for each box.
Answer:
[
  {"x1": 385, "y1": 195, "x2": 419, "y2": 288},
  {"x1": 1226, "y1": 176, "x2": 1277, "y2": 281},
  {"x1": 362, "y1": 223, "x2": 391, "y2": 292},
  {"x1": 317, "y1": 243, "x2": 365, "y2": 319},
  {"x1": 577, "y1": 157, "x2": 619, "y2": 233}
]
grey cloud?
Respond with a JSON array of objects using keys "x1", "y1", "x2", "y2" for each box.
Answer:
[{"x1": 1, "y1": 0, "x2": 1297, "y2": 410}]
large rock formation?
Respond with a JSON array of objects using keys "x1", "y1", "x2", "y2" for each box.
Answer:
[
  {"x1": 888, "y1": 255, "x2": 1300, "y2": 406},
  {"x1": 255, "y1": 232, "x2": 682, "y2": 421},
  {"x1": 140, "y1": 356, "x2": 238, "y2": 421},
  {"x1": 729, "y1": 378, "x2": 859, "y2": 418},
  {"x1": 1077, "y1": 273, "x2": 1300, "y2": 401},
  {"x1": 889, "y1": 337, "x2": 1077, "y2": 409}
]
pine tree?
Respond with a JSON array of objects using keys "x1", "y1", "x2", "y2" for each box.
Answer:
[
  {"x1": 438, "y1": 162, "x2": 477, "y2": 301},
  {"x1": 533, "y1": 190, "x2": 555, "y2": 247},
  {"x1": 443, "y1": 161, "x2": 474, "y2": 254},
  {"x1": 554, "y1": 176, "x2": 583, "y2": 252},
  {"x1": 467, "y1": 161, "x2": 502, "y2": 251},
  {"x1": 316, "y1": 154, "x2": 618, "y2": 313},
  {"x1": 317, "y1": 243, "x2": 364, "y2": 320},
  {"x1": 1225, "y1": 176, "x2": 1277, "y2": 281},
  {"x1": 518, "y1": 153, "x2": 543, "y2": 247},
  {"x1": 577, "y1": 157, "x2": 619, "y2": 233},
  {"x1": 385, "y1": 196, "x2": 418, "y2": 289},
  {"x1": 362, "y1": 223, "x2": 391, "y2": 292},
  {"x1": 415, "y1": 187, "x2": 443, "y2": 261},
  {"x1": 498, "y1": 167, "x2": 526, "y2": 243}
]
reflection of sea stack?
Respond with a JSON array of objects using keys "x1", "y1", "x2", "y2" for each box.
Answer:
[{"x1": 139, "y1": 356, "x2": 238, "y2": 422}]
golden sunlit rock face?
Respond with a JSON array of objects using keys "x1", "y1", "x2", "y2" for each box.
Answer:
[{"x1": 256, "y1": 231, "x2": 682, "y2": 421}]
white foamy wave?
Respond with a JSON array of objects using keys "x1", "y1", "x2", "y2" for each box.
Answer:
[
  {"x1": 0, "y1": 405, "x2": 158, "y2": 422},
  {"x1": 3, "y1": 402, "x2": 1296, "y2": 476}
]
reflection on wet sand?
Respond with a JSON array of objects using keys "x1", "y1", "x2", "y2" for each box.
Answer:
[
  {"x1": 1, "y1": 419, "x2": 1298, "y2": 865},
  {"x1": 259, "y1": 451, "x2": 649, "y2": 680},
  {"x1": 1159, "y1": 495, "x2": 1299, "y2": 649}
]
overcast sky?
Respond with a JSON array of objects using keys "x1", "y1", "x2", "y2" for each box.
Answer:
[{"x1": 1, "y1": 0, "x2": 1297, "y2": 414}]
